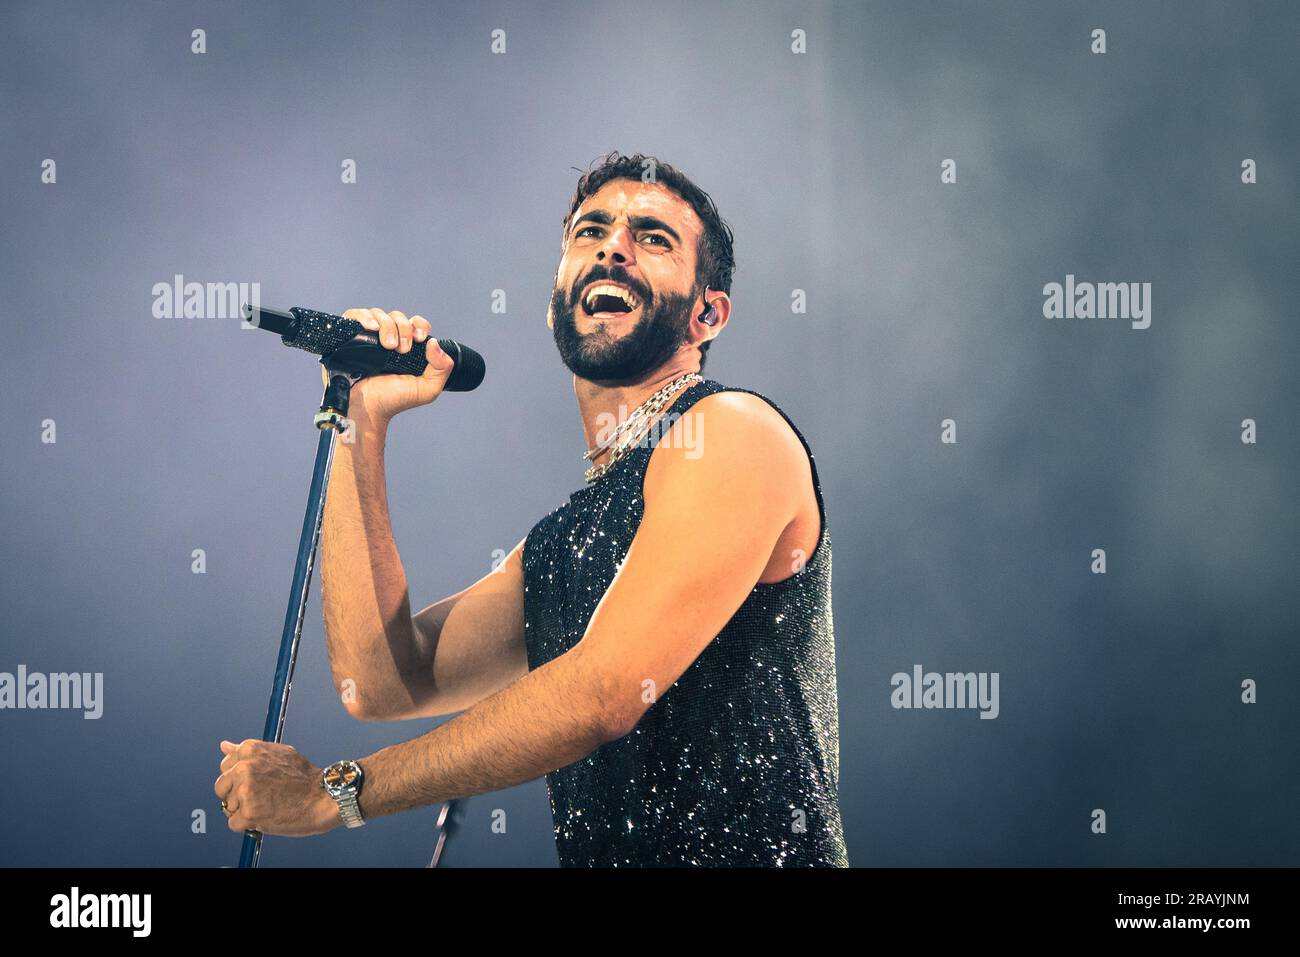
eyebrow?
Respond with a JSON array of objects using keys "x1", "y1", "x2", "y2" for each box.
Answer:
[{"x1": 571, "y1": 209, "x2": 682, "y2": 244}]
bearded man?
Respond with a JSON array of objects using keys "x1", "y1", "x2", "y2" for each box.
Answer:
[{"x1": 215, "y1": 152, "x2": 848, "y2": 868}]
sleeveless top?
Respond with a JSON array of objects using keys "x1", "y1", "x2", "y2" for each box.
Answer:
[{"x1": 522, "y1": 378, "x2": 848, "y2": 867}]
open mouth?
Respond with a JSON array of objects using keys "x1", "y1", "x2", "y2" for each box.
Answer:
[{"x1": 580, "y1": 281, "x2": 643, "y2": 319}]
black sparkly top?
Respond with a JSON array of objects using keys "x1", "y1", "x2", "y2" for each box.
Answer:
[{"x1": 522, "y1": 378, "x2": 848, "y2": 867}]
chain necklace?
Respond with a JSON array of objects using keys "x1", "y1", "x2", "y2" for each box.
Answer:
[{"x1": 583, "y1": 372, "x2": 702, "y2": 483}]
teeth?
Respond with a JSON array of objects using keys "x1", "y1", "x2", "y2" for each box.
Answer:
[{"x1": 583, "y1": 282, "x2": 640, "y2": 312}]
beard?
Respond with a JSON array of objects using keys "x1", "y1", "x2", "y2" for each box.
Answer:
[{"x1": 550, "y1": 266, "x2": 698, "y2": 383}]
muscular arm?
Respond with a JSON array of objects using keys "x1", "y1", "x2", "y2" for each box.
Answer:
[
  {"x1": 319, "y1": 414, "x2": 527, "y2": 722},
  {"x1": 351, "y1": 392, "x2": 813, "y2": 819}
]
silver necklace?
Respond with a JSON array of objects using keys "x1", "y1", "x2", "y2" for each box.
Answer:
[{"x1": 583, "y1": 373, "x2": 702, "y2": 483}]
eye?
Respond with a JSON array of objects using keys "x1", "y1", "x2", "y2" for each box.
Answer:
[
  {"x1": 642, "y1": 233, "x2": 671, "y2": 248},
  {"x1": 576, "y1": 225, "x2": 602, "y2": 238}
]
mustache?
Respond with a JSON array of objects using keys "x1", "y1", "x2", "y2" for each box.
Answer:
[{"x1": 570, "y1": 265, "x2": 651, "y2": 307}]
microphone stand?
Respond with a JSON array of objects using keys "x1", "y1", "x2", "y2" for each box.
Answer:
[
  {"x1": 427, "y1": 800, "x2": 458, "y2": 868},
  {"x1": 235, "y1": 316, "x2": 469, "y2": 869},
  {"x1": 237, "y1": 367, "x2": 358, "y2": 869}
]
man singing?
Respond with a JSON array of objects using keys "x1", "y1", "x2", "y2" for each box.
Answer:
[{"x1": 215, "y1": 152, "x2": 849, "y2": 867}]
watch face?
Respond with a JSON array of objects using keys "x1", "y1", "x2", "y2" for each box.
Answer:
[{"x1": 324, "y1": 761, "x2": 360, "y2": 789}]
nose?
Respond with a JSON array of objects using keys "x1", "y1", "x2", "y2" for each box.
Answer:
[{"x1": 595, "y1": 224, "x2": 636, "y2": 265}]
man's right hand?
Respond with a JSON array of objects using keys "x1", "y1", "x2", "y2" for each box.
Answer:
[{"x1": 320, "y1": 307, "x2": 456, "y2": 424}]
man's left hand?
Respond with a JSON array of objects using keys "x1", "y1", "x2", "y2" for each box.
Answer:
[{"x1": 214, "y1": 739, "x2": 340, "y2": 836}]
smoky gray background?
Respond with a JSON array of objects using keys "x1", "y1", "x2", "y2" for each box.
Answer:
[{"x1": 1, "y1": 0, "x2": 1296, "y2": 868}]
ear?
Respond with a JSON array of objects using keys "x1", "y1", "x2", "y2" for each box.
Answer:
[{"x1": 699, "y1": 290, "x2": 731, "y2": 336}]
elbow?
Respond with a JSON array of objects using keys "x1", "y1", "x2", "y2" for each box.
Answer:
[
  {"x1": 574, "y1": 649, "x2": 650, "y2": 744},
  {"x1": 596, "y1": 691, "x2": 647, "y2": 744},
  {"x1": 342, "y1": 699, "x2": 383, "y2": 722},
  {"x1": 337, "y1": 671, "x2": 435, "y2": 722},
  {"x1": 341, "y1": 693, "x2": 401, "y2": 723}
]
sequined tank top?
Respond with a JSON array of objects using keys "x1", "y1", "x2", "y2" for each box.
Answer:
[{"x1": 522, "y1": 378, "x2": 848, "y2": 867}]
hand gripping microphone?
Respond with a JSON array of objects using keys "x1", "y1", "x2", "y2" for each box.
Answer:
[{"x1": 243, "y1": 303, "x2": 486, "y2": 392}]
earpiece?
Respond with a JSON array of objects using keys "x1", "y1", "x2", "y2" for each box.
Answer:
[{"x1": 699, "y1": 296, "x2": 718, "y2": 326}]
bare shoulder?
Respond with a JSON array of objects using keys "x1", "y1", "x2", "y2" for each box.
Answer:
[
  {"x1": 644, "y1": 389, "x2": 811, "y2": 511},
  {"x1": 679, "y1": 389, "x2": 806, "y2": 465}
]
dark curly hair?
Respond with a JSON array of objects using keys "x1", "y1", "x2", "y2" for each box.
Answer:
[{"x1": 562, "y1": 152, "x2": 735, "y2": 371}]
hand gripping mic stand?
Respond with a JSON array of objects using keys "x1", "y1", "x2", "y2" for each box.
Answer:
[{"x1": 237, "y1": 306, "x2": 470, "y2": 869}]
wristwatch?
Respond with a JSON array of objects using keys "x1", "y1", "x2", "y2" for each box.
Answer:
[{"x1": 321, "y1": 759, "x2": 366, "y2": 828}]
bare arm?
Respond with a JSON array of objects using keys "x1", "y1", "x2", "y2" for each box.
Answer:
[
  {"x1": 317, "y1": 308, "x2": 526, "y2": 722},
  {"x1": 404, "y1": 540, "x2": 528, "y2": 719}
]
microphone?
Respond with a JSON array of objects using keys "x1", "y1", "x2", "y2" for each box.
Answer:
[{"x1": 242, "y1": 304, "x2": 486, "y2": 393}]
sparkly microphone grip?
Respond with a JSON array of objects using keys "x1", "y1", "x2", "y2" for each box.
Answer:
[{"x1": 243, "y1": 304, "x2": 486, "y2": 392}]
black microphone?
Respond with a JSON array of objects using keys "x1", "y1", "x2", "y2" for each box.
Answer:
[{"x1": 242, "y1": 304, "x2": 486, "y2": 393}]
